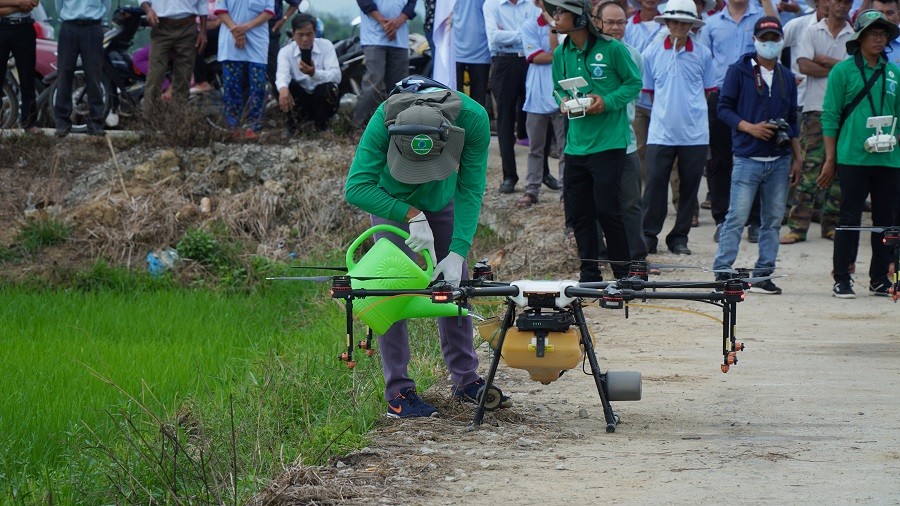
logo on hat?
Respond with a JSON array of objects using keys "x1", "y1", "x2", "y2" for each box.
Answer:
[{"x1": 411, "y1": 134, "x2": 434, "y2": 155}]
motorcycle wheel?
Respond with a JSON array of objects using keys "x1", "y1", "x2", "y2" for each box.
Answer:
[
  {"x1": 1, "y1": 81, "x2": 18, "y2": 129},
  {"x1": 188, "y1": 90, "x2": 229, "y2": 132},
  {"x1": 52, "y1": 69, "x2": 111, "y2": 133}
]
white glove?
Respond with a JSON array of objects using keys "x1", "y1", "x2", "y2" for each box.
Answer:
[
  {"x1": 404, "y1": 212, "x2": 436, "y2": 265},
  {"x1": 432, "y1": 252, "x2": 465, "y2": 287}
]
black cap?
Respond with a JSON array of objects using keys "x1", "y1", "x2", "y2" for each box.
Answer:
[{"x1": 754, "y1": 16, "x2": 784, "y2": 38}]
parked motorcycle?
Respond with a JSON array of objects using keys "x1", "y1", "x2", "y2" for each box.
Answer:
[{"x1": 333, "y1": 16, "x2": 364, "y2": 114}]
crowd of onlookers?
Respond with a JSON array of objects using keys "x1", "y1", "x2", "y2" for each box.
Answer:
[
  {"x1": 2, "y1": 0, "x2": 898, "y2": 298},
  {"x1": 430, "y1": 0, "x2": 898, "y2": 298},
  {"x1": 0, "y1": 0, "x2": 342, "y2": 139}
]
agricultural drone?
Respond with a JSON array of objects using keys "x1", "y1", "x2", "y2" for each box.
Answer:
[{"x1": 270, "y1": 225, "x2": 772, "y2": 432}]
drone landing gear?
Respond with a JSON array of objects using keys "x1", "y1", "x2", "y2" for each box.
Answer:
[
  {"x1": 573, "y1": 303, "x2": 622, "y2": 433},
  {"x1": 338, "y1": 295, "x2": 377, "y2": 368},
  {"x1": 720, "y1": 297, "x2": 744, "y2": 373},
  {"x1": 470, "y1": 301, "x2": 636, "y2": 433}
]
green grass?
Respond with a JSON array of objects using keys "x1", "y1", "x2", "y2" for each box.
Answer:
[{"x1": 0, "y1": 262, "x2": 445, "y2": 503}]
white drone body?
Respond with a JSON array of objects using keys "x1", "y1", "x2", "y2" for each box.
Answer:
[{"x1": 507, "y1": 279, "x2": 582, "y2": 309}]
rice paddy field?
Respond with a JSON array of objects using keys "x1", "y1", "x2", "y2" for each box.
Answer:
[{"x1": 0, "y1": 272, "x2": 444, "y2": 503}]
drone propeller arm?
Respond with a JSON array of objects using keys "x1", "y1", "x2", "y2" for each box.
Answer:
[{"x1": 566, "y1": 286, "x2": 740, "y2": 303}]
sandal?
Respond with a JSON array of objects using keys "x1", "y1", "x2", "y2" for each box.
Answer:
[
  {"x1": 780, "y1": 232, "x2": 806, "y2": 245},
  {"x1": 516, "y1": 193, "x2": 538, "y2": 208}
]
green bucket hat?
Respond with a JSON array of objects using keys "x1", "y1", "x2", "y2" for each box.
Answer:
[
  {"x1": 543, "y1": 0, "x2": 586, "y2": 18},
  {"x1": 543, "y1": 0, "x2": 607, "y2": 39},
  {"x1": 846, "y1": 9, "x2": 900, "y2": 54}
]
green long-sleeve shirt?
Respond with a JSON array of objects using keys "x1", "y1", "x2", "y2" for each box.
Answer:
[
  {"x1": 822, "y1": 55, "x2": 900, "y2": 167},
  {"x1": 552, "y1": 35, "x2": 642, "y2": 156},
  {"x1": 344, "y1": 91, "x2": 490, "y2": 257}
]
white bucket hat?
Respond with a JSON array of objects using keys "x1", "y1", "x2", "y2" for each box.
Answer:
[
  {"x1": 655, "y1": 0, "x2": 705, "y2": 26},
  {"x1": 632, "y1": 0, "x2": 716, "y2": 14}
]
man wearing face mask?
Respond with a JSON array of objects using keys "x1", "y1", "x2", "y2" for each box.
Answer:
[{"x1": 713, "y1": 16, "x2": 803, "y2": 294}]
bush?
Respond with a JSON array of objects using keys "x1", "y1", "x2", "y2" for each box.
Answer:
[{"x1": 16, "y1": 217, "x2": 70, "y2": 253}]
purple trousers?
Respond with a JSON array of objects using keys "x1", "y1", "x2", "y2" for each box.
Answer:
[{"x1": 370, "y1": 201, "x2": 480, "y2": 401}]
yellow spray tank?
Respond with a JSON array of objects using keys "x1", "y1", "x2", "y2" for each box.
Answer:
[
  {"x1": 346, "y1": 225, "x2": 467, "y2": 334},
  {"x1": 476, "y1": 316, "x2": 583, "y2": 384}
]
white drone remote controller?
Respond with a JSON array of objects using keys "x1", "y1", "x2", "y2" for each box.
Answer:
[
  {"x1": 864, "y1": 115, "x2": 897, "y2": 153},
  {"x1": 556, "y1": 76, "x2": 593, "y2": 119}
]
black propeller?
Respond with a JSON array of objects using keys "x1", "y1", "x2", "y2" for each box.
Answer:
[{"x1": 267, "y1": 275, "x2": 418, "y2": 282}]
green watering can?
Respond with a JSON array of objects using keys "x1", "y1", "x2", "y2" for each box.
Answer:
[{"x1": 346, "y1": 224, "x2": 468, "y2": 334}]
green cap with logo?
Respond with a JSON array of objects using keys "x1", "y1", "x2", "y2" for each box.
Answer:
[
  {"x1": 386, "y1": 105, "x2": 465, "y2": 185},
  {"x1": 846, "y1": 9, "x2": 900, "y2": 54}
]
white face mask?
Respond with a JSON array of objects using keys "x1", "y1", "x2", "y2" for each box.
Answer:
[{"x1": 754, "y1": 39, "x2": 784, "y2": 60}]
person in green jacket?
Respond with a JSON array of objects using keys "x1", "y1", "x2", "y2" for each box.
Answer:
[
  {"x1": 345, "y1": 76, "x2": 509, "y2": 418},
  {"x1": 545, "y1": 0, "x2": 642, "y2": 281},
  {"x1": 818, "y1": 10, "x2": 900, "y2": 298}
]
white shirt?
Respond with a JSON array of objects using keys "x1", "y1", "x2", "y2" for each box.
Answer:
[
  {"x1": 482, "y1": 0, "x2": 538, "y2": 55},
  {"x1": 795, "y1": 18, "x2": 853, "y2": 112},
  {"x1": 783, "y1": 12, "x2": 820, "y2": 108},
  {"x1": 275, "y1": 39, "x2": 341, "y2": 93}
]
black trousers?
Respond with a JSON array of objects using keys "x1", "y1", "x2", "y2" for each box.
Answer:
[
  {"x1": 833, "y1": 163, "x2": 900, "y2": 284},
  {"x1": 194, "y1": 26, "x2": 219, "y2": 85},
  {"x1": 707, "y1": 91, "x2": 761, "y2": 226},
  {"x1": 564, "y1": 149, "x2": 630, "y2": 281},
  {"x1": 54, "y1": 21, "x2": 105, "y2": 131},
  {"x1": 287, "y1": 81, "x2": 338, "y2": 131},
  {"x1": 490, "y1": 55, "x2": 527, "y2": 184},
  {"x1": 455, "y1": 62, "x2": 490, "y2": 109},
  {"x1": 267, "y1": 19, "x2": 282, "y2": 93},
  {"x1": 0, "y1": 23, "x2": 37, "y2": 128},
  {"x1": 643, "y1": 144, "x2": 707, "y2": 250}
]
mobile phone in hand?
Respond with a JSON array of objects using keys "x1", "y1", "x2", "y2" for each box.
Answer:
[{"x1": 300, "y1": 48, "x2": 312, "y2": 66}]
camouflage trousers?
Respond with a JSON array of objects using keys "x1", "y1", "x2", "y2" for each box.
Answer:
[{"x1": 785, "y1": 111, "x2": 842, "y2": 238}]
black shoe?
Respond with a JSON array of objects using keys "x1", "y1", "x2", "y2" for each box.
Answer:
[
  {"x1": 749, "y1": 279, "x2": 782, "y2": 294},
  {"x1": 54, "y1": 127, "x2": 70, "y2": 138},
  {"x1": 499, "y1": 179, "x2": 516, "y2": 194},
  {"x1": 869, "y1": 278, "x2": 892, "y2": 296},
  {"x1": 542, "y1": 173, "x2": 560, "y2": 190},
  {"x1": 747, "y1": 224, "x2": 760, "y2": 244},
  {"x1": 669, "y1": 244, "x2": 692, "y2": 255},
  {"x1": 714, "y1": 223, "x2": 722, "y2": 243},
  {"x1": 832, "y1": 280, "x2": 856, "y2": 299}
]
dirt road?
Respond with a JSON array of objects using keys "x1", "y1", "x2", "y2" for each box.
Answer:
[
  {"x1": 366, "y1": 140, "x2": 900, "y2": 505},
  {"x1": 256, "y1": 139, "x2": 899, "y2": 505}
]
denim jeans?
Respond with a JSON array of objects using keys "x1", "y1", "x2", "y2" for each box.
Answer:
[{"x1": 713, "y1": 156, "x2": 791, "y2": 277}]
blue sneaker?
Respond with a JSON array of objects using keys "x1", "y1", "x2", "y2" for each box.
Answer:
[
  {"x1": 452, "y1": 379, "x2": 512, "y2": 408},
  {"x1": 386, "y1": 387, "x2": 438, "y2": 419}
]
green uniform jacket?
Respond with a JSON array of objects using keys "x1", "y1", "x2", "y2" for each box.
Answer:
[
  {"x1": 552, "y1": 35, "x2": 642, "y2": 156},
  {"x1": 344, "y1": 92, "x2": 491, "y2": 258},
  {"x1": 822, "y1": 55, "x2": 900, "y2": 167}
]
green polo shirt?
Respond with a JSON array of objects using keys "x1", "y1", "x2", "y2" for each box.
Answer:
[
  {"x1": 344, "y1": 91, "x2": 490, "y2": 258},
  {"x1": 552, "y1": 34, "x2": 642, "y2": 156},
  {"x1": 822, "y1": 56, "x2": 900, "y2": 167}
]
